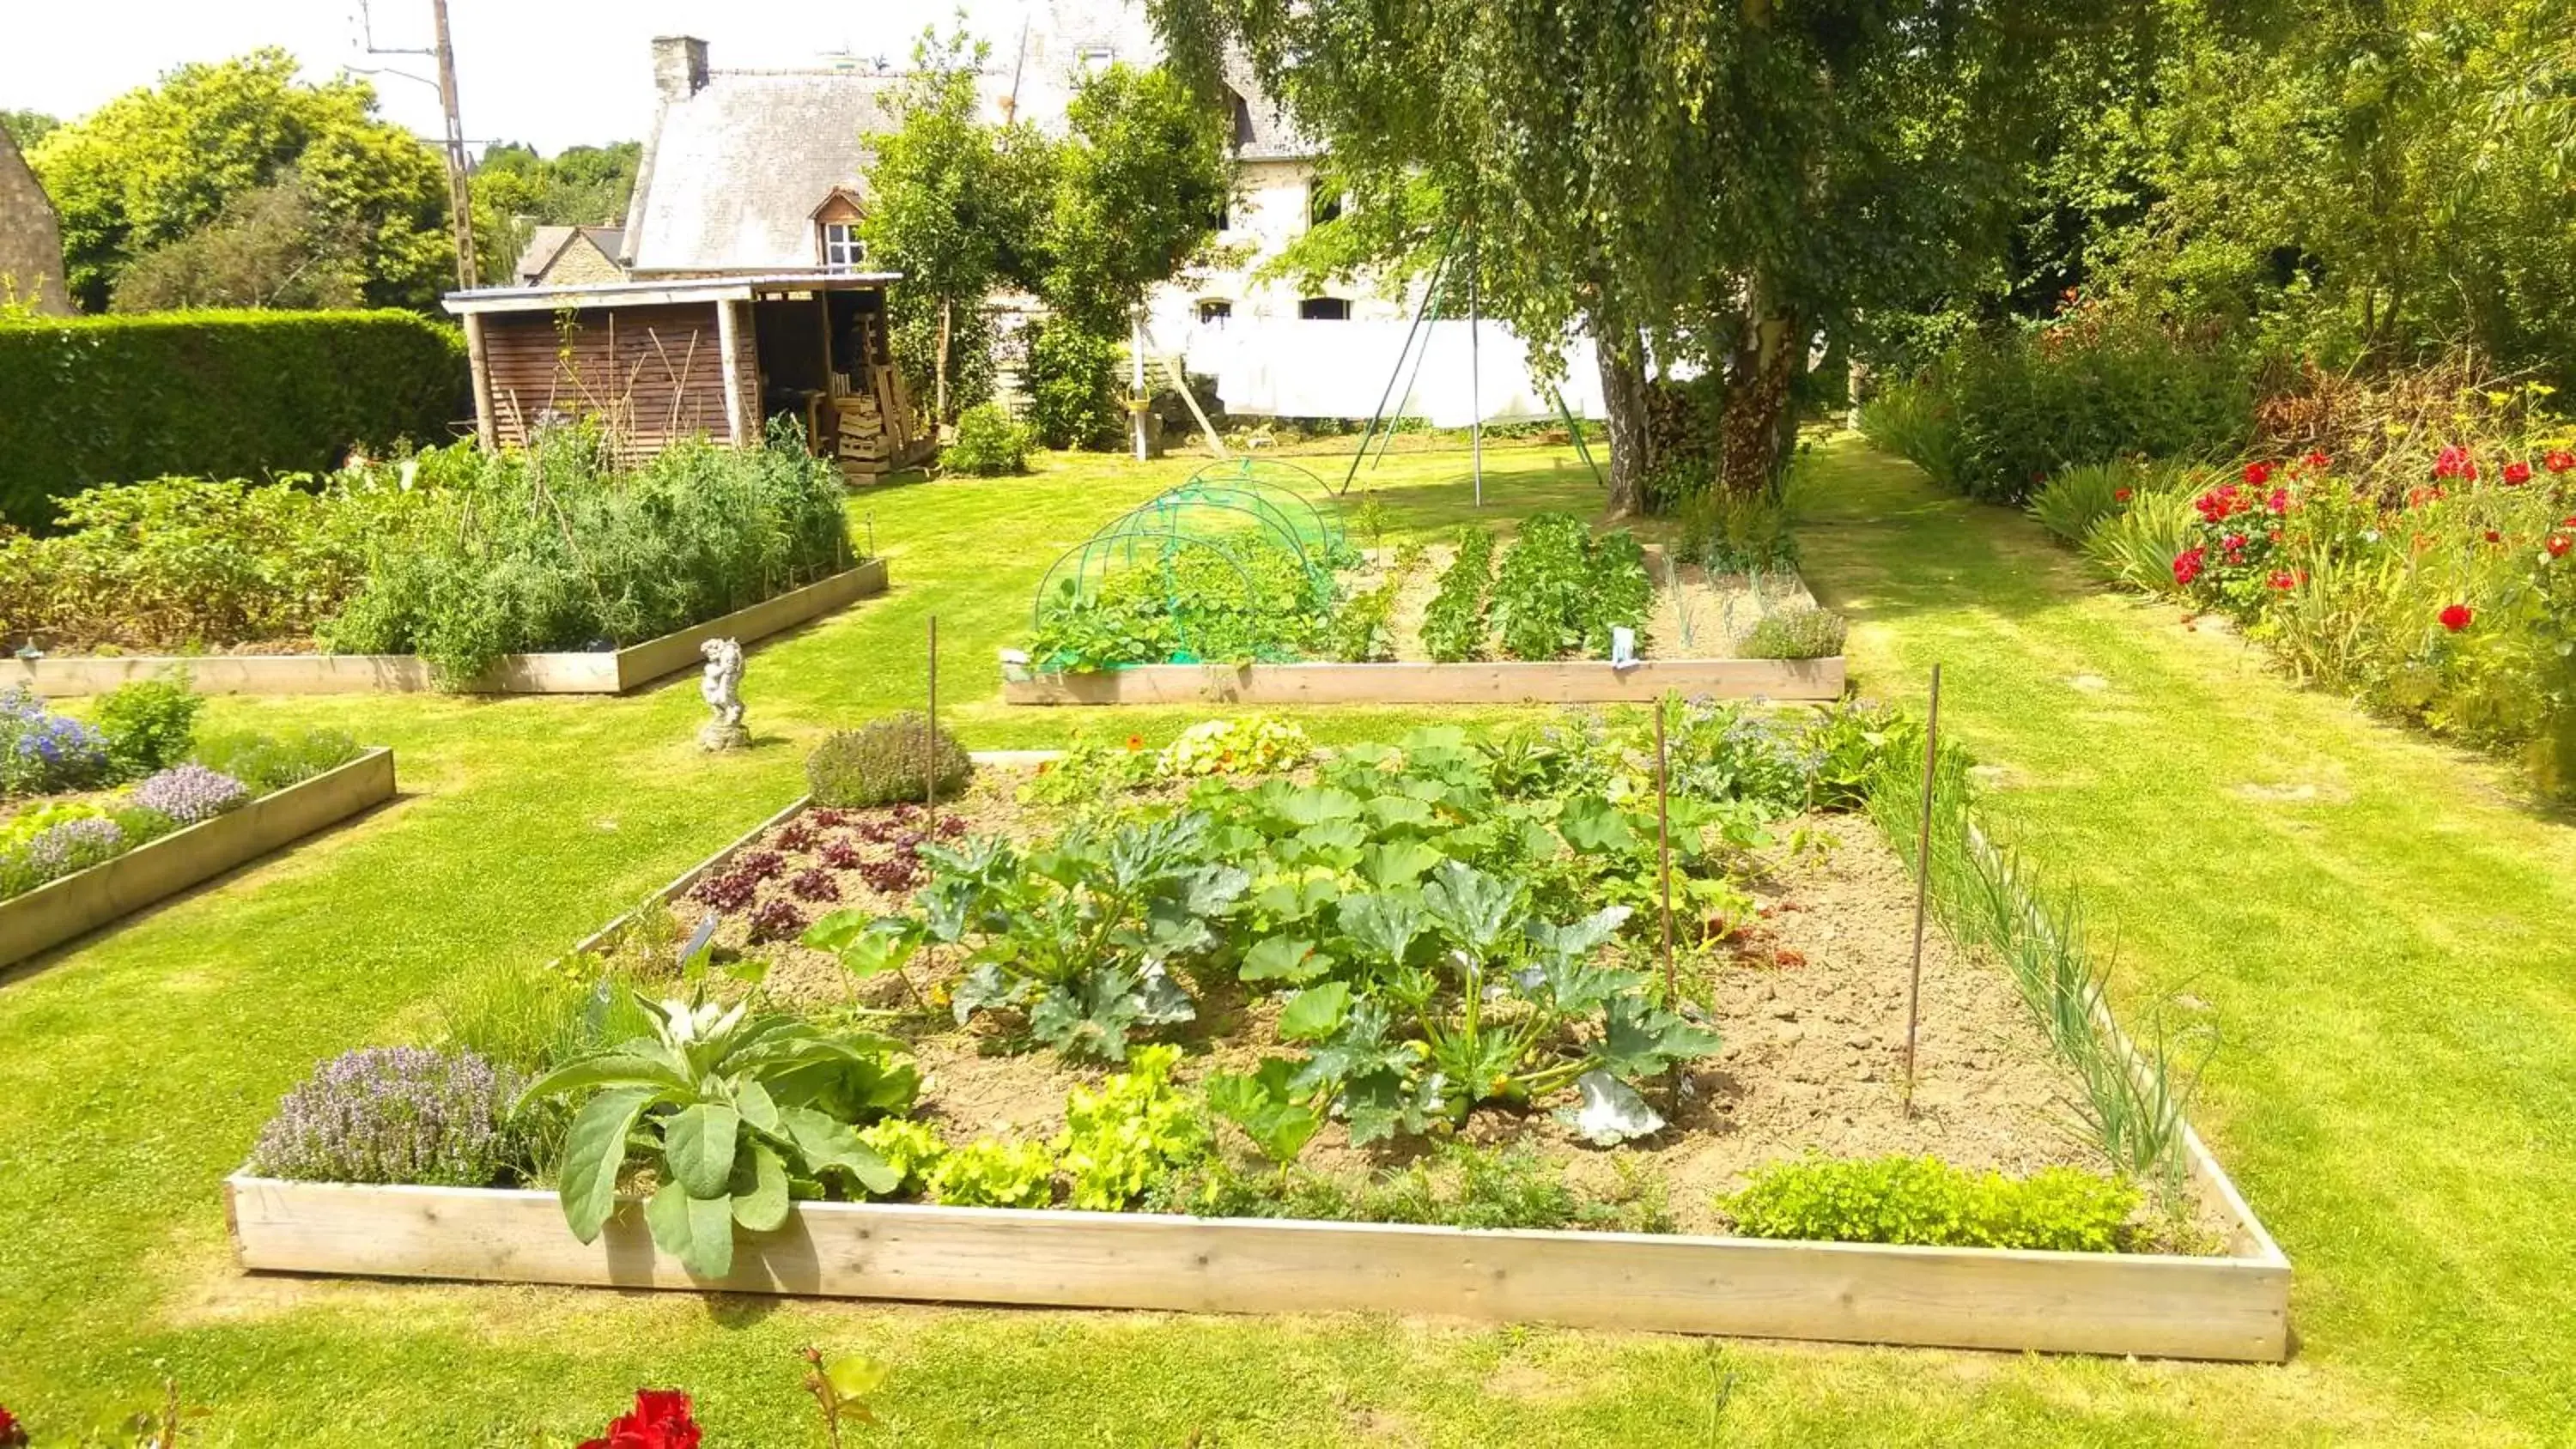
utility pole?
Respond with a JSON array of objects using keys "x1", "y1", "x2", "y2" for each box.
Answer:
[
  {"x1": 429, "y1": 0, "x2": 478, "y2": 289},
  {"x1": 359, "y1": 0, "x2": 477, "y2": 290}
]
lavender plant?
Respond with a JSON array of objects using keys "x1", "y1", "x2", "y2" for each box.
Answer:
[
  {"x1": 250, "y1": 1047, "x2": 530, "y2": 1187},
  {"x1": 130, "y1": 763, "x2": 250, "y2": 824}
]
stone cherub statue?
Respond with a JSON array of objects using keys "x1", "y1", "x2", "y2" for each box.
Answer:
[{"x1": 697, "y1": 638, "x2": 748, "y2": 751}]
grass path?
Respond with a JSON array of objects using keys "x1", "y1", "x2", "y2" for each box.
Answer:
[{"x1": 1, "y1": 439, "x2": 2567, "y2": 1444}]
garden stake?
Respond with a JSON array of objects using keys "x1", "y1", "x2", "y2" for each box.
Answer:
[
  {"x1": 925, "y1": 615, "x2": 939, "y2": 813},
  {"x1": 1904, "y1": 663, "x2": 1943, "y2": 1113},
  {"x1": 1657, "y1": 700, "x2": 1679, "y2": 1115}
]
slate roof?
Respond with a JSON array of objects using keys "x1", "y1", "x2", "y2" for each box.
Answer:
[
  {"x1": 1222, "y1": 58, "x2": 1314, "y2": 162},
  {"x1": 625, "y1": 70, "x2": 903, "y2": 275},
  {"x1": 513, "y1": 225, "x2": 625, "y2": 284}
]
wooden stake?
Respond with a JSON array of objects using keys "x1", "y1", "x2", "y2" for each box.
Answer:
[
  {"x1": 1656, "y1": 700, "x2": 1678, "y2": 1114},
  {"x1": 925, "y1": 615, "x2": 939, "y2": 813},
  {"x1": 1903, "y1": 663, "x2": 1942, "y2": 1110}
]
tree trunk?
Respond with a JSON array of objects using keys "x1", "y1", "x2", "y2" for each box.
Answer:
[
  {"x1": 1718, "y1": 293, "x2": 1798, "y2": 495},
  {"x1": 933, "y1": 297, "x2": 952, "y2": 438},
  {"x1": 1595, "y1": 328, "x2": 1653, "y2": 517}
]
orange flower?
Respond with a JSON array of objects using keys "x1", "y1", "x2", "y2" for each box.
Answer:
[{"x1": 1124, "y1": 734, "x2": 1145, "y2": 751}]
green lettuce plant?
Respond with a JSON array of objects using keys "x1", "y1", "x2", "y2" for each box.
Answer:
[{"x1": 520, "y1": 992, "x2": 917, "y2": 1278}]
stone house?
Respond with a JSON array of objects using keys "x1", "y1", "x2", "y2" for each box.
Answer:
[
  {"x1": 0, "y1": 125, "x2": 70, "y2": 316},
  {"x1": 513, "y1": 226, "x2": 627, "y2": 287}
]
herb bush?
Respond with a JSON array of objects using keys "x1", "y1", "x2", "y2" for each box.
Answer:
[
  {"x1": 1725, "y1": 1154, "x2": 2138, "y2": 1252},
  {"x1": 191, "y1": 727, "x2": 363, "y2": 793},
  {"x1": 941, "y1": 402, "x2": 1032, "y2": 476},
  {"x1": 0, "y1": 419, "x2": 855, "y2": 687},
  {"x1": 90, "y1": 675, "x2": 204, "y2": 781},
  {"x1": 128, "y1": 763, "x2": 249, "y2": 824},
  {"x1": 250, "y1": 1047, "x2": 532, "y2": 1188},
  {"x1": 807, "y1": 713, "x2": 973, "y2": 808},
  {"x1": 0, "y1": 309, "x2": 468, "y2": 531},
  {"x1": 1739, "y1": 606, "x2": 1848, "y2": 660}
]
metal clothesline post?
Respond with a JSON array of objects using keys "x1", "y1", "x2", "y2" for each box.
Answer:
[
  {"x1": 1340, "y1": 232, "x2": 1455, "y2": 495},
  {"x1": 1468, "y1": 229, "x2": 1483, "y2": 509}
]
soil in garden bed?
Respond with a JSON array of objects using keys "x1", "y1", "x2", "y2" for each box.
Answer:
[
  {"x1": 634, "y1": 765, "x2": 2217, "y2": 1242},
  {"x1": 1344, "y1": 543, "x2": 1823, "y2": 663}
]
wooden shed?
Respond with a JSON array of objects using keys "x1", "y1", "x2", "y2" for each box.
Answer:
[{"x1": 443, "y1": 274, "x2": 934, "y2": 482}]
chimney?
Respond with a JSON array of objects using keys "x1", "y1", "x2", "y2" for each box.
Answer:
[{"x1": 653, "y1": 36, "x2": 709, "y2": 102}]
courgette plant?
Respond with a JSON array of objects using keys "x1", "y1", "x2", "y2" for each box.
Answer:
[
  {"x1": 520, "y1": 991, "x2": 917, "y2": 1278},
  {"x1": 884, "y1": 812, "x2": 1250, "y2": 1062}
]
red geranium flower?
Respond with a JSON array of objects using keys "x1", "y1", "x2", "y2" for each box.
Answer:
[
  {"x1": 2243, "y1": 461, "x2": 2273, "y2": 486},
  {"x1": 2300, "y1": 450, "x2": 2331, "y2": 470},
  {"x1": 2547, "y1": 449, "x2": 2576, "y2": 474},
  {"x1": 2172, "y1": 547, "x2": 2207, "y2": 587},
  {"x1": 2194, "y1": 486, "x2": 2243, "y2": 523},
  {"x1": 2267, "y1": 570, "x2": 2296, "y2": 591},
  {"x1": 2503, "y1": 461, "x2": 2532, "y2": 486},
  {"x1": 2434, "y1": 446, "x2": 2476, "y2": 481},
  {"x1": 2113, "y1": 487, "x2": 2133, "y2": 503},
  {"x1": 2484, "y1": 529, "x2": 2502, "y2": 543},
  {"x1": 2439, "y1": 603, "x2": 2473, "y2": 633},
  {"x1": 2221, "y1": 532, "x2": 2249, "y2": 556},
  {"x1": 581, "y1": 1391, "x2": 702, "y2": 1449},
  {"x1": 2548, "y1": 533, "x2": 2572, "y2": 560},
  {"x1": 2265, "y1": 488, "x2": 2289, "y2": 515}
]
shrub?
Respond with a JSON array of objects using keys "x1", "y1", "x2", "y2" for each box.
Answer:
[
  {"x1": 0, "y1": 686, "x2": 112, "y2": 795},
  {"x1": 191, "y1": 726, "x2": 361, "y2": 792},
  {"x1": 1857, "y1": 379, "x2": 1966, "y2": 491},
  {"x1": 0, "y1": 310, "x2": 469, "y2": 530},
  {"x1": 92, "y1": 675, "x2": 203, "y2": 781},
  {"x1": 1739, "y1": 606, "x2": 1849, "y2": 660},
  {"x1": 128, "y1": 763, "x2": 249, "y2": 824},
  {"x1": 1676, "y1": 488, "x2": 1798, "y2": 573},
  {"x1": 807, "y1": 713, "x2": 974, "y2": 808},
  {"x1": 1725, "y1": 1154, "x2": 2140, "y2": 1252},
  {"x1": 248, "y1": 1046, "x2": 530, "y2": 1187},
  {"x1": 942, "y1": 402, "x2": 1032, "y2": 476},
  {"x1": 2080, "y1": 485, "x2": 2202, "y2": 594},
  {"x1": 1026, "y1": 319, "x2": 1123, "y2": 451}
]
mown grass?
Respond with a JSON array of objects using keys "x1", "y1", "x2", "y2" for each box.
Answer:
[{"x1": 0, "y1": 437, "x2": 2567, "y2": 1445}]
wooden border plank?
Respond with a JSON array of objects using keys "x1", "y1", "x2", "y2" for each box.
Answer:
[
  {"x1": 223, "y1": 1175, "x2": 2288, "y2": 1361},
  {"x1": 1002, "y1": 657, "x2": 1846, "y2": 706},
  {"x1": 1, "y1": 749, "x2": 395, "y2": 967},
  {"x1": 8, "y1": 561, "x2": 888, "y2": 698}
]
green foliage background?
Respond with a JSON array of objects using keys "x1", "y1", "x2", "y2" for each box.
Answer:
[{"x1": 0, "y1": 309, "x2": 468, "y2": 529}]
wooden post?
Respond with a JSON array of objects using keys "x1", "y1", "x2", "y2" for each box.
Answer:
[
  {"x1": 924, "y1": 615, "x2": 939, "y2": 813},
  {"x1": 1656, "y1": 700, "x2": 1678, "y2": 1113},
  {"x1": 715, "y1": 299, "x2": 747, "y2": 445},
  {"x1": 934, "y1": 299, "x2": 951, "y2": 440},
  {"x1": 462, "y1": 312, "x2": 497, "y2": 451},
  {"x1": 1903, "y1": 664, "x2": 1942, "y2": 1107},
  {"x1": 1131, "y1": 306, "x2": 1151, "y2": 462}
]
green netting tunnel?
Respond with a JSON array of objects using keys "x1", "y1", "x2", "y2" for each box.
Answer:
[{"x1": 1031, "y1": 463, "x2": 1353, "y2": 666}]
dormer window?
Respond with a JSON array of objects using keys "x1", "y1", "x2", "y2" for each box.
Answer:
[{"x1": 822, "y1": 221, "x2": 865, "y2": 271}]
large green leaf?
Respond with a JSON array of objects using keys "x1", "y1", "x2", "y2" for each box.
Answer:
[
  {"x1": 1597, "y1": 995, "x2": 1726, "y2": 1078},
  {"x1": 1278, "y1": 981, "x2": 1352, "y2": 1042},
  {"x1": 1334, "y1": 890, "x2": 1426, "y2": 968},
  {"x1": 780, "y1": 1104, "x2": 900, "y2": 1196},
  {"x1": 1358, "y1": 840, "x2": 1445, "y2": 890},
  {"x1": 1557, "y1": 795, "x2": 1635, "y2": 853},
  {"x1": 664, "y1": 1102, "x2": 740, "y2": 1199},
  {"x1": 519, "y1": 1051, "x2": 690, "y2": 1106},
  {"x1": 556, "y1": 1087, "x2": 653, "y2": 1244},
  {"x1": 730, "y1": 1142, "x2": 791, "y2": 1231},
  {"x1": 645, "y1": 1179, "x2": 739, "y2": 1279},
  {"x1": 732, "y1": 1077, "x2": 781, "y2": 1137},
  {"x1": 1239, "y1": 936, "x2": 1327, "y2": 983}
]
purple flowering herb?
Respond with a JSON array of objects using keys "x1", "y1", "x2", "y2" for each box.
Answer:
[
  {"x1": 130, "y1": 763, "x2": 250, "y2": 824},
  {"x1": 23, "y1": 816, "x2": 125, "y2": 881},
  {"x1": 249, "y1": 1046, "x2": 526, "y2": 1187}
]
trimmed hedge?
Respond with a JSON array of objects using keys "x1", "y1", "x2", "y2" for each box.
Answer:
[{"x1": 0, "y1": 310, "x2": 470, "y2": 530}]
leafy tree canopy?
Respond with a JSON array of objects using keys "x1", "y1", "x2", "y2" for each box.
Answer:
[
  {"x1": 469, "y1": 140, "x2": 642, "y2": 280},
  {"x1": 0, "y1": 110, "x2": 56, "y2": 150},
  {"x1": 28, "y1": 48, "x2": 450, "y2": 312}
]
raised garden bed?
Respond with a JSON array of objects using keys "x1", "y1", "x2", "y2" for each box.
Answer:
[
  {"x1": 9, "y1": 561, "x2": 886, "y2": 698},
  {"x1": 226, "y1": 714, "x2": 2284, "y2": 1361},
  {"x1": 3, "y1": 746, "x2": 393, "y2": 967},
  {"x1": 1003, "y1": 655, "x2": 1844, "y2": 706}
]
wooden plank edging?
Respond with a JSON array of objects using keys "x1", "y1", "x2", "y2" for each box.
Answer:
[
  {"x1": 1000, "y1": 656, "x2": 1846, "y2": 706},
  {"x1": 1, "y1": 748, "x2": 395, "y2": 968},
  {"x1": 222, "y1": 1173, "x2": 2288, "y2": 1361},
  {"x1": 7, "y1": 560, "x2": 889, "y2": 698}
]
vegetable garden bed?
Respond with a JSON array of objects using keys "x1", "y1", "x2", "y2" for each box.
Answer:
[
  {"x1": 8, "y1": 561, "x2": 887, "y2": 697},
  {"x1": 1001, "y1": 655, "x2": 1844, "y2": 706},
  {"x1": 225, "y1": 713, "x2": 2286, "y2": 1361},
  {"x1": 3, "y1": 746, "x2": 393, "y2": 967}
]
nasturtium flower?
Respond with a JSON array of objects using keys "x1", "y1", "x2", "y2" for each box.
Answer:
[
  {"x1": 2113, "y1": 487, "x2": 2133, "y2": 502},
  {"x1": 2300, "y1": 450, "x2": 2331, "y2": 470},
  {"x1": 2548, "y1": 534, "x2": 2572, "y2": 560},
  {"x1": 2439, "y1": 603, "x2": 2473, "y2": 633},
  {"x1": 2546, "y1": 449, "x2": 2575, "y2": 474}
]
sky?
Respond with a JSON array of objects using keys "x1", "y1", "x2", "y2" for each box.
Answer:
[{"x1": 0, "y1": 0, "x2": 1038, "y2": 154}]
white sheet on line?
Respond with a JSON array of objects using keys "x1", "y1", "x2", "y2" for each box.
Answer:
[{"x1": 1167, "y1": 319, "x2": 1606, "y2": 423}]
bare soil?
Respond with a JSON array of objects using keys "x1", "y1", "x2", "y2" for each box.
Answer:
[{"x1": 637, "y1": 761, "x2": 2211, "y2": 1240}]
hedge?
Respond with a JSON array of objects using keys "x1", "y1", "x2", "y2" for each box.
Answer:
[{"x1": 0, "y1": 310, "x2": 471, "y2": 530}]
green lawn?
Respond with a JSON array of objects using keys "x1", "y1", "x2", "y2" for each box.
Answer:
[{"x1": 2, "y1": 437, "x2": 2567, "y2": 1446}]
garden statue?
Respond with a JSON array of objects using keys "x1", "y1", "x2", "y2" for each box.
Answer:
[{"x1": 697, "y1": 638, "x2": 748, "y2": 751}]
